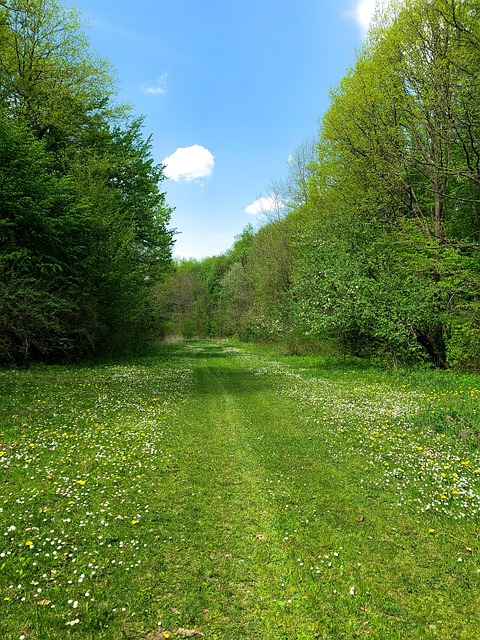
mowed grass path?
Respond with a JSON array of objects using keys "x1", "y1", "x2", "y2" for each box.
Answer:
[{"x1": 0, "y1": 340, "x2": 479, "y2": 639}]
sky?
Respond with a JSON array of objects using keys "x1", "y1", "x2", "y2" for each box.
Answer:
[{"x1": 66, "y1": 0, "x2": 378, "y2": 259}]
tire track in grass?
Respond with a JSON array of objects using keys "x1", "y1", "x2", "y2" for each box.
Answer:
[
  {"x1": 163, "y1": 343, "x2": 394, "y2": 639},
  {"x1": 163, "y1": 342, "x2": 327, "y2": 639}
]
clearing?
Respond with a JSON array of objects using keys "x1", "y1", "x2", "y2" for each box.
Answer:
[{"x1": 0, "y1": 340, "x2": 479, "y2": 639}]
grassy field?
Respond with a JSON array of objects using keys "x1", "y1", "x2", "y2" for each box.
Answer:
[{"x1": 0, "y1": 340, "x2": 479, "y2": 639}]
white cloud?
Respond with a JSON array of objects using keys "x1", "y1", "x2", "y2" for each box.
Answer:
[
  {"x1": 141, "y1": 72, "x2": 168, "y2": 95},
  {"x1": 162, "y1": 145, "x2": 215, "y2": 182},
  {"x1": 347, "y1": 0, "x2": 377, "y2": 33},
  {"x1": 244, "y1": 196, "x2": 285, "y2": 216}
]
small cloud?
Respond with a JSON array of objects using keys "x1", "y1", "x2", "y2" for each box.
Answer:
[
  {"x1": 244, "y1": 196, "x2": 285, "y2": 216},
  {"x1": 162, "y1": 145, "x2": 215, "y2": 182},
  {"x1": 141, "y1": 72, "x2": 168, "y2": 95}
]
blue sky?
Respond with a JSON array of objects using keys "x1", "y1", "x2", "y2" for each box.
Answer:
[{"x1": 66, "y1": 0, "x2": 377, "y2": 259}]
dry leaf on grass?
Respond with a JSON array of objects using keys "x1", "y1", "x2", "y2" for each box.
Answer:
[
  {"x1": 143, "y1": 628, "x2": 204, "y2": 639},
  {"x1": 176, "y1": 629, "x2": 204, "y2": 638},
  {"x1": 143, "y1": 629, "x2": 171, "y2": 640}
]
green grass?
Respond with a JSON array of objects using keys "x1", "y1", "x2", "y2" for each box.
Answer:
[{"x1": 0, "y1": 340, "x2": 479, "y2": 639}]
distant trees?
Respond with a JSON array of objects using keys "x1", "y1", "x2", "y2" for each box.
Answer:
[
  {"x1": 0, "y1": 0, "x2": 174, "y2": 362},
  {"x1": 164, "y1": 0, "x2": 479, "y2": 370}
]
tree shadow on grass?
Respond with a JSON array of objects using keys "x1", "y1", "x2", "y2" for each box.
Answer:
[
  {"x1": 170, "y1": 341, "x2": 292, "y2": 395},
  {"x1": 193, "y1": 365, "x2": 278, "y2": 396},
  {"x1": 183, "y1": 346, "x2": 232, "y2": 359}
]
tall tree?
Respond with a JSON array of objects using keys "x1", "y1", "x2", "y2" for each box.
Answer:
[
  {"x1": 0, "y1": 107, "x2": 93, "y2": 360},
  {"x1": 0, "y1": 0, "x2": 117, "y2": 162},
  {"x1": 306, "y1": 0, "x2": 480, "y2": 367},
  {"x1": 0, "y1": 0, "x2": 174, "y2": 361}
]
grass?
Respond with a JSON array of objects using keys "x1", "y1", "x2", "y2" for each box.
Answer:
[{"x1": 0, "y1": 339, "x2": 479, "y2": 639}]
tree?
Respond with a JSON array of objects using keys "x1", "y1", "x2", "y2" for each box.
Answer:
[
  {"x1": 65, "y1": 116, "x2": 174, "y2": 352},
  {"x1": 0, "y1": 0, "x2": 118, "y2": 162},
  {"x1": 0, "y1": 107, "x2": 94, "y2": 360},
  {"x1": 0, "y1": 0, "x2": 174, "y2": 361},
  {"x1": 303, "y1": 0, "x2": 480, "y2": 368},
  {"x1": 285, "y1": 136, "x2": 317, "y2": 209}
]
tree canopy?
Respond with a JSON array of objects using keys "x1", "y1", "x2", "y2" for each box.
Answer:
[{"x1": 0, "y1": 0, "x2": 174, "y2": 362}]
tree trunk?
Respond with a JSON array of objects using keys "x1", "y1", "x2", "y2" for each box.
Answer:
[{"x1": 412, "y1": 325, "x2": 447, "y2": 369}]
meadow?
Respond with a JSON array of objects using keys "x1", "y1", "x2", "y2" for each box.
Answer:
[{"x1": 0, "y1": 340, "x2": 479, "y2": 639}]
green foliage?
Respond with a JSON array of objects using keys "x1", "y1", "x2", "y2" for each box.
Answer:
[
  {"x1": 0, "y1": 109, "x2": 88, "y2": 361},
  {"x1": 0, "y1": 0, "x2": 118, "y2": 157},
  {"x1": 0, "y1": 0, "x2": 173, "y2": 362},
  {"x1": 286, "y1": 0, "x2": 480, "y2": 369},
  {"x1": 447, "y1": 308, "x2": 480, "y2": 372}
]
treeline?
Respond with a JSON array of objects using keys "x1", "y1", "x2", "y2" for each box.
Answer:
[
  {"x1": 0, "y1": 0, "x2": 174, "y2": 363},
  {"x1": 161, "y1": 0, "x2": 480, "y2": 370}
]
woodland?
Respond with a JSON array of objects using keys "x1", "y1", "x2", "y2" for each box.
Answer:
[
  {"x1": 1, "y1": 0, "x2": 480, "y2": 370},
  {"x1": 0, "y1": 0, "x2": 174, "y2": 362}
]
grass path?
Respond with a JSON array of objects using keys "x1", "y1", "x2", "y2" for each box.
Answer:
[{"x1": 0, "y1": 340, "x2": 479, "y2": 638}]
